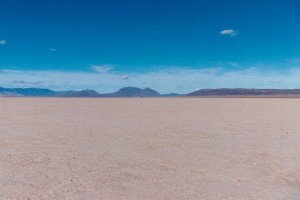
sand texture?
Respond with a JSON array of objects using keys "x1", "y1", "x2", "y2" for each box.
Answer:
[{"x1": 1, "y1": 98, "x2": 300, "y2": 199}]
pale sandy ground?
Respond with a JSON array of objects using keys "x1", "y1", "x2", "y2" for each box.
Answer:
[{"x1": 1, "y1": 98, "x2": 300, "y2": 200}]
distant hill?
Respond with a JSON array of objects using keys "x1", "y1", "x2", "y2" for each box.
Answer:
[
  {"x1": 187, "y1": 88, "x2": 300, "y2": 96},
  {"x1": 56, "y1": 89, "x2": 100, "y2": 97},
  {"x1": 102, "y1": 87, "x2": 161, "y2": 97}
]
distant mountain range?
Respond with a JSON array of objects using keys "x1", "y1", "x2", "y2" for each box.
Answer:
[
  {"x1": 2, "y1": 87, "x2": 300, "y2": 97},
  {"x1": 187, "y1": 88, "x2": 300, "y2": 96},
  {"x1": 0, "y1": 86, "x2": 172, "y2": 97}
]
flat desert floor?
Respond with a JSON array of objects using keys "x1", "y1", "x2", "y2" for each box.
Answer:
[{"x1": 1, "y1": 98, "x2": 300, "y2": 199}]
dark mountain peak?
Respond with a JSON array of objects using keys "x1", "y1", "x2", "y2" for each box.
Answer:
[
  {"x1": 57, "y1": 89, "x2": 100, "y2": 97},
  {"x1": 77, "y1": 89, "x2": 99, "y2": 96},
  {"x1": 117, "y1": 86, "x2": 140, "y2": 92},
  {"x1": 81, "y1": 89, "x2": 99, "y2": 93},
  {"x1": 108, "y1": 86, "x2": 160, "y2": 97},
  {"x1": 143, "y1": 87, "x2": 158, "y2": 92}
]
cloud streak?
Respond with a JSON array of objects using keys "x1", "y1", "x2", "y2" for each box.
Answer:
[
  {"x1": 220, "y1": 29, "x2": 239, "y2": 37},
  {"x1": 1, "y1": 66, "x2": 300, "y2": 94},
  {"x1": 91, "y1": 65, "x2": 114, "y2": 74},
  {"x1": 0, "y1": 40, "x2": 7, "y2": 45}
]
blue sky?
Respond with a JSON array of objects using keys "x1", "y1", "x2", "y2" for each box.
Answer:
[{"x1": 1, "y1": 0, "x2": 300, "y2": 93}]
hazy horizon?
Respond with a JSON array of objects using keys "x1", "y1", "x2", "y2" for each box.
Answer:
[{"x1": 1, "y1": 0, "x2": 300, "y2": 93}]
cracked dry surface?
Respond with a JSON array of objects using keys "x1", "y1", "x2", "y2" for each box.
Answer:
[{"x1": 1, "y1": 98, "x2": 300, "y2": 199}]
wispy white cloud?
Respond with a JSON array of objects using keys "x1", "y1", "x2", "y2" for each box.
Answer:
[
  {"x1": 1, "y1": 66, "x2": 300, "y2": 94},
  {"x1": 220, "y1": 29, "x2": 239, "y2": 37},
  {"x1": 0, "y1": 40, "x2": 7, "y2": 45},
  {"x1": 91, "y1": 64, "x2": 114, "y2": 74}
]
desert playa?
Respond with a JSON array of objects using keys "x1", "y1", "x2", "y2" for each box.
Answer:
[{"x1": 1, "y1": 98, "x2": 300, "y2": 199}]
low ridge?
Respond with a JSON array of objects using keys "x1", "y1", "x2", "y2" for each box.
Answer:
[{"x1": 187, "y1": 88, "x2": 300, "y2": 96}]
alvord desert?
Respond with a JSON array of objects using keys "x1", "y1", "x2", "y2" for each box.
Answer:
[{"x1": 1, "y1": 98, "x2": 300, "y2": 199}]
